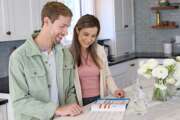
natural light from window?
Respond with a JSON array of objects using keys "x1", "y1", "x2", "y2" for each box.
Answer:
[{"x1": 57, "y1": 0, "x2": 81, "y2": 45}]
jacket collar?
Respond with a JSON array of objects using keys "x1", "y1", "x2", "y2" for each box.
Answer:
[
  {"x1": 26, "y1": 37, "x2": 41, "y2": 57},
  {"x1": 26, "y1": 35, "x2": 64, "y2": 57}
]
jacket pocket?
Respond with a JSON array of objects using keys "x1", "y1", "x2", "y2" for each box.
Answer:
[
  {"x1": 25, "y1": 68, "x2": 48, "y2": 98},
  {"x1": 28, "y1": 68, "x2": 46, "y2": 78}
]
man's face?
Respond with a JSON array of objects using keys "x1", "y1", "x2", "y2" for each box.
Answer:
[{"x1": 49, "y1": 15, "x2": 71, "y2": 44}]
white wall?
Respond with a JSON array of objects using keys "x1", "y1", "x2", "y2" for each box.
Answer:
[{"x1": 95, "y1": 0, "x2": 117, "y2": 56}]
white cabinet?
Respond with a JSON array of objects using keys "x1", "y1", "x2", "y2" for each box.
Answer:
[
  {"x1": 0, "y1": 104, "x2": 8, "y2": 120},
  {"x1": 114, "y1": 0, "x2": 135, "y2": 56},
  {"x1": 0, "y1": 93, "x2": 13, "y2": 120},
  {"x1": 0, "y1": 0, "x2": 11, "y2": 41},
  {"x1": 110, "y1": 59, "x2": 137, "y2": 88},
  {"x1": 116, "y1": 30, "x2": 135, "y2": 56},
  {"x1": 95, "y1": 0, "x2": 135, "y2": 57},
  {"x1": 0, "y1": 0, "x2": 56, "y2": 41},
  {"x1": 114, "y1": 0, "x2": 134, "y2": 31},
  {"x1": 109, "y1": 58, "x2": 166, "y2": 89}
]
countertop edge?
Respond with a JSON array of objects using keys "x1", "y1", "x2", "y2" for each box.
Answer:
[
  {"x1": 0, "y1": 99, "x2": 8, "y2": 105},
  {"x1": 108, "y1": 52, "x2": 179, "y2": 66}
]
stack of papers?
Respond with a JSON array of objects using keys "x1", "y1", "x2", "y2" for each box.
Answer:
[{"x1": 91, "y1": 98, "x2": 130, "y2": 112}]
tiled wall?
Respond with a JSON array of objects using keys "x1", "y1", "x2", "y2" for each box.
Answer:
[
  {"x1": 0, "y1": 40, "x2": 25, "y2": 77},
  {"x1": 134, "y1": 0, "x2": 180, "y2": 53}
]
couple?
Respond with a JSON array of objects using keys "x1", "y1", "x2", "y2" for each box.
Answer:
[{"x1": 9, "y1": 1, "x2": 125, "y2": 120}]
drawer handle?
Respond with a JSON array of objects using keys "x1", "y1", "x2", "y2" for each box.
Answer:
[
  {"x1": 6, "y1": 31, "x2": 11, "y2": 35},
  {"x1": 130, "y1": 63, "x2": 135, "y2": 67},
  {"x1": 124, "y1": 25, "x2": 129, "y2": 28}
]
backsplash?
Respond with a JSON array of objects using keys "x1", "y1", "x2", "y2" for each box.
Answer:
[
  {"x1": 135, "y1": 0, "x2": 180, "y2": 53},
  {"x1": 0, "y1": 40, "x2": 25, "y2": 78}
]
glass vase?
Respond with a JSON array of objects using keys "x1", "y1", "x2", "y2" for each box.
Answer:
[
  {"x1": 167, "y1": 84, "x2": 177, "y2": 97},
  {"x1": 152, "y1": 79, "x2": 168, "y2": 101}
]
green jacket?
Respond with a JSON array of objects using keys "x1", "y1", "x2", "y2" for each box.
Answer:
[{"x1": 9, "y1": 37, "x2": 76, "y2": 120}]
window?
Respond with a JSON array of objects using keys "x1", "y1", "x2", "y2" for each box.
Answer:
[
  {"x1": 57, "y1": 0, "x2": 81, "y2": 45},
  {"x1": 57, "y1": 0, "x2": 95, "y2": 46}
]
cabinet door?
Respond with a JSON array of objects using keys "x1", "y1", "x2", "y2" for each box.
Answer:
[
  {"x1": 116, "y1": 30, "x2": 135, "y2": 56},
  {"x1": 29, "y1": 0, "x2": 57, "y2": 34},
  {"x1": 8, "y1": 0, "x2": 32, "y2": 40},
  {"x1": 114, "y1": 0, "x2": 134, "y2": 31},
  {"x1": 126, "y1": 60, "x2": 137, "y2": 87},
  {"x1": 109, "y1": 59, "x2": 138, "y2": 88},
  {"x1": 109, "y1": 62, "x2": 129, "y2": 88},
  {"x1": 0, "y1": 104, "x2": 8, "y2": 120},
  {"x1": 30, "y1": 0, "x2": 42, "y2": 33},
  {"x1": 114, "y1": 0, "x2": 135, "y2": 57},
  {"x1": 0, "y1": 0, "x2": 57, "y2": 41},
  {"x1": 122, "y1": 0, "x2": 134, "y2": 31},
  {"x1": 0, "y1": 0, "x2": 11, "y2": 41}
]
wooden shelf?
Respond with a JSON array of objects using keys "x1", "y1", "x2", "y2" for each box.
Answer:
[
  {"x1": 151, "y1": 6, "x2": 179, "y2": 10},
  {"x1": 151, "y1": 24, "x2": 179, "y2": 29},
  {"x1": 151, "y1": 5, "x2": 179, "y2": 29}
]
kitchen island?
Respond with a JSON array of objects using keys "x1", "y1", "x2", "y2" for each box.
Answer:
[
  {"x1": 0, "y1": 98, "x2": 8, "y2": 120},
  {"x1": 54, "y1": 79, "x2": 180, "y2": 120}
]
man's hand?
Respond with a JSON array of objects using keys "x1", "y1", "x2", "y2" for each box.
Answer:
[
  {"x1": 113, "y1": 89, "x2": 125, "y2": 98},
  {"x1": 55, "y1": 103, "x2": 83, "y2": 117}
]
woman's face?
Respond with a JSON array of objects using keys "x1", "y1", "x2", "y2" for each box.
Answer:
[{"x1": 77, "y1": 27, "x2": 98, "y2": 50}]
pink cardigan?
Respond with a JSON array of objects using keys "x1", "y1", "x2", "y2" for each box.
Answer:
[{"x1": 74, "y1": 44, "x2": 118, "y2": 106}]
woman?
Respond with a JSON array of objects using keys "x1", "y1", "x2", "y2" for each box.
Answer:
[{"x1": 70, "y1": 14, "x2": 125, "y2": 106}]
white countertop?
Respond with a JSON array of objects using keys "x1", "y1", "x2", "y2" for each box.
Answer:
[{"x1": 54, "y1": 78, "x2": 180, "y2": 120}]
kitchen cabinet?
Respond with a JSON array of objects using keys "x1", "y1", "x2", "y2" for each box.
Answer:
[
  {"x1": 0, "y1": 93, "x2": 13, "y2": 120},
  {"x1": 96, "y1": 0, "x2": 135, "y2": 57},
  {"x1": 0, "y1": 100, "x2": 8, "y2": 120},
  {"x1": 109, "y1": 58, "x2": 165, "y2": 89},
  {"x1": 0, "y1": 0, "x2": 56, "y2": 41},
  {"x1": 109, "y1": 59, "x2": 137, "y2": 88}
]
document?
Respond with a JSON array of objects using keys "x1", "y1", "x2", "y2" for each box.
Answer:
[{"x1": 91, "y1": 98, "x2": 130, "y2": 112}]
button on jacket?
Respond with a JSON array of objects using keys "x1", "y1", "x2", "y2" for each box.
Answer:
[{"x1": 9, "y1": 37, "x2": 76, "y2": 120}]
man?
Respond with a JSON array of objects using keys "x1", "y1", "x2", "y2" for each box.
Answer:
[{"x1": 9, "y1": 2, "x2": 82, "y2": 120}]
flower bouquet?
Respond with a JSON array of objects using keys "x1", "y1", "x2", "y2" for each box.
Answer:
[{"x1": 138, "y1": 59, "x2": 176, "y2": 101}]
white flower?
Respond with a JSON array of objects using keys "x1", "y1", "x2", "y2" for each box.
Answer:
[
  {"x1": 163, "y1": 59, "x2": 176, "y2": 67},
  {"x1": 138, "y1": 64, "x2": 152, "y2": 79},
  {"x1": 146, "y1": 59, "x2": 158, "y2": 69},
  {"x1": 152, "y1": 65, "x2": 168, "y2": 79}
]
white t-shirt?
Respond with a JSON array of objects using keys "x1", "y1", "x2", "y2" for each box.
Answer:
[{"x1": 42, "y1": 50, "x2": 59, "y2": 104}]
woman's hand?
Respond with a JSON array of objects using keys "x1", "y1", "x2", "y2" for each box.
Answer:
[
  {"x1": 113, "y1": 89, "x2": 125, "y2": 98},
  {"x1": 55, "y1": 103, "x2": 83, "y2": 117}
]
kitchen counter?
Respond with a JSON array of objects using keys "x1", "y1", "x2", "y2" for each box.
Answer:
[
  {"x1": 108, "y1": 52, "x2": 180, "y2": 66},
  {"x1": 0, "y1": 98, "x2": 8, "y2": 105},
  {"x1": 0, "y1": 76, "x2": 9, "y2": 93}
]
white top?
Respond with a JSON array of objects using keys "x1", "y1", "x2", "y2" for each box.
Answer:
[{"x1": 42, "y1": 50, "x2": 59, "y2": 104}]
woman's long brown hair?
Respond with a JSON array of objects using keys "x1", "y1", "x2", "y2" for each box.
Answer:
[{"x1": 70, "y1": 14, "x2": 102, "y2": 68}]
